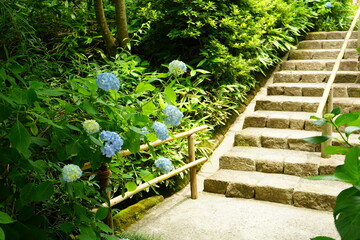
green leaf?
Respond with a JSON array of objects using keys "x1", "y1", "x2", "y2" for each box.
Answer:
[
  {"x1": 312, "y1": 118, "x2": 327, "y2": 126},
  {"x1": 33, "y1": 182, "x2": 54, "y2": 202},
  {"x1": 59, "y1": 222, "x2": 75, "y2": 233},
  {"x1": 345, "y1": 126, "x2": 360, "y2": 138},
  {"x1": 343, "y1": 147, "x2": 360, "y2": 185},
  {"x1": 334, "y1": 187, "x2": 360, "y2": 240},
  {"x1": 80, "y1": 100, "x2": 98, "y2": 116},
  {"x1": 20, "y1": 183, "x2": 35, "y2": 204},
  {"x1": 331, "y1": 107, "x2": 341, "y2": 116},
  {"x1": 78, "y1": 225, "x2": 97, "y2": 240},
  {"x1": 95, "y1": 207, "x2": 109, "y2": 220},
  {"x1": 0, "y1": 211, "x2": 15, "y2": 224},
  {"x1": 28, "y1": 160, "x2": 48, "y2": 174},
  {"x1": 89, "y1": 135, "x2": 103, "y2": 146},
  {"x1": 126, "y1": 182, "x2": 137, "y2": 192},
  {"x1": 37, "y1": 88, "x2": 66, "y2": 97},
  {"x1": 164, "y1": 85, "x2": 176, "y2": 104},
  {"x1": 140, "y1": 170, "x2": 154, "y2": 182},
  {"x1": 136, "y1": 82, "x2": 155, "y2": 93},
  {"x1": 310, "y1": 237, "x2": 335, "y2": 240},
  {"x1": 0, "y1": 227, "x2": 4, "y2": 240},
  {"x1": 9, "y1": 120, "x2": 31, "y2": 157},
  {"x1": 304, "y1": 175, "x2": 342, "y2": 181},
  {"x1": 325, "y1": 146, "x2": 350, "y2": 155},
  {"x1": 302, "y1": 136, "x2": 332, "y2": 144},
  {"x1": 96, "y1": 222, "x2": 113, "y2": 233},
  {"x1": 335, "y1": 113, "x2": 360, "y2": 126},
  {"x1": 0, "y1": 104, "x2": 12, "y2": 121},
  {"x1": 142, "y1": 101, "x2": 156, "y2": 116},
  {"x1": 31, "y1": 137, "x2": 49, "y2": 147}
]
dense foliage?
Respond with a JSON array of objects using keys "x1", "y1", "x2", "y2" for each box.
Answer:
[{"x1": 0, "y1": 0, "x2": 356, "y2": 239}]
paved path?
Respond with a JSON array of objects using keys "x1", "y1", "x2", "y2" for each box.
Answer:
[{"x1": 125, "y1": 78, "x2": 341, "y2": 240}]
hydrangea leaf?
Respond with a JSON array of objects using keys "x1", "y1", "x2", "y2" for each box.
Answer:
[
  {"x1": 33, "y1": 182, "x2": 54, "y2": 202},
  {"x1": 142, "y1": 101, "x2": 156, "y2": 116},
  {"x1": 78, "y1": 225, "x2": 97, "y2": 240},
  {"x1": 335, "y1": 113, "x2": 360, "y2": 126},
  {"x1": 310, "y1": 237, "x2": 335, "y2": 240},
  {"x1": 9, "y1": 120, "x2": 31, "y2": 157},
  {"x1": 345, "y1": 126, "x2": 360, "y2": 138},
  {"x1": 126, "y1": 182, "x2": 137, "y2": 192},
  {"x1": 0, "y1": 211, "x2": 15, "y2": 224},
  {"x1": 95, "y1": 207, "x2": 109, "y2": 220},
  {"x1": 136, "y1": 82, "x2": 155, "y2": 93},
  {"x1": 164, "y1": 85, "x2": 176, "y2": 105},
  {"x1": 96, "y1": 222, "x2": 113, "y2": 233}
]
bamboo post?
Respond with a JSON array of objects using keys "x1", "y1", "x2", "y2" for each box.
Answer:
[
  {"x1": 188, "y1": 134, "x2": 197, "y2": 199},
  {"x1": 321, "y1": 88, "x2": 333, "y2": 158},
  {"x1": 98, "y1": 163, "x2": 114, "y2": 230}
]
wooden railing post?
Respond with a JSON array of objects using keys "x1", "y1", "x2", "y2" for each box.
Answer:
[
  {"x1": 321, "y1": 88, "x2": 333, "y2": 158},
  {"x1": 188, "y1": 134, "x2": 197, "y2": 199}
]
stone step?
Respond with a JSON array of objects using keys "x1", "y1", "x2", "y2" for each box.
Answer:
[
  {"x1": 255, "y1": 95, "x2": 360, "y2": 113},
  {"x1": 280, "y1": 59, "x2": 359, "y2": 71},
  {"x1": 234, "y1": 127, "x2": 360, "y2": 152},
  {"x1": 243, "y1": 111, "x2": 321, "y2": 132},
  {"x1": 306, "y1": 31, "x2": 357, "y2": 40},
  {"x1": 219, "y1": 146, "x2": 343, "y2": 176},
  {"x1": 274, "y1": 70, "x2": 360, "y2": 83},
  {"x1": 298, "y1": 39, "x2": 357, "y2": 49},
  {"x1": 267, "y1": 82, "x2": 360, "y2": 97},
  {"x1": 203, "y1": 169, "x2": 351, "y2": 211},
  {"x1": 288, "y1": 49, "x2": 358, "y2": 60}
]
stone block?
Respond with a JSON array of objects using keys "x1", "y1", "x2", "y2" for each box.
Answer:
[
  {"x1": 203, "y1": 179, "x2": 228, "y2": 194},
  {"x1": 255, "y1": 100, "x2": 283, "y2": 111},
  {"x1": 289, "y1": 118, "x2": 305, "y2": 130},
  {"x1": 333, "y1": 86, "x2": 348, "y2": 97},
  {"x1": 283, "y1": 154, "x2": 319, "y2": 177},
  {"x1": 348, "y1": 87, "x2": 360, "y2": 97},
  {"x1": 234, "y1": 133, "x2": 261, "y2": 147},
  {"x1": 302, "y1": 102, "x2": 318, "y2": 112},
  {"x1": 282, "y1": 101, "x2": 302, "y2": 112},
  {"x1": 255, "y1": 175, "x2": 299, "y2": 205},
  {"x1": 296, "y1": 61, "x2": 326, "y2": 71},
  {"x1": 301, "y1": 74, "x2": 326, "y2": 83},
  {"x1": 273, "y1": 72, "x2": 299, "y2": 83},
  {"x1": 326, "y1": 31, "x2": 345, "y2": 39},
  {"x1": 312, "y1": 50, "x2": 337, "y2": 59},
  {"x1": 243, "y1": 115, "x2": 267, "y2": 129},
  {"x1": 261, "y1": 132, "x2": 289, "y2": 149},
  {"x1": 288, "y1": 137, "x2": 316, "y2": 152},
  {"x1": 284, "y1": 87, "x2": 302, "y2": 96},
  {"x1": 225, "y1": 182, "x2": 255, "y2": 199},
  {"x1": 306, "y1": 32, "x2": 327, "y2": 40},
  {"x1": 289, "y1": 50, "x2": 313, "y2": 60},
  {"x1": 298, "y1": 41, "x2": 322, "y2": 49},
  {"x1": 220, "y1": 155, "x2": 256, "y2": 171},
  {"x1": 344, "y1": 49, "x2": 358, "y2": 59},
  {"x1": 280, "y1": 62, "x2": 296, "y2": 71},
  {"x1": 302, "y1": 87, "x2": 324, "y2": 96},
  {"x1": 267, "y1": 86, "x2": 284, "y2": 95},
  {"x1": 256, "y1": 154, "x2": 284, "y2": 173},
  {"x1": 319, "y1": 158, "x2": 343, "y2": 175},
  {"x1": 322, "y1": 40, "x2": 342, "y2": 49},
  {"x1": 335, "y1": 73, "x2": 358, "y2": 83},
  {"x1": 266, "y1": 115, "x2": 290, "y2": 129}
]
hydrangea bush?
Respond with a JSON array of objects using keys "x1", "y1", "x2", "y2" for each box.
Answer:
[{"x1": 0, "y1": 57, "x2": 202, "y2": 239}]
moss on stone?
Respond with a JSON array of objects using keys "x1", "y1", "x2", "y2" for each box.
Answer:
[{"x1": 113, "y1": 195, "x2": 164, "y2": 232}]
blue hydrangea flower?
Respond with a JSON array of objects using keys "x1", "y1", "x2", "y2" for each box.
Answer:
[
  {"x1": 96, "y1": 72, "x2": 120, "y2": 91},
  {"x1": 155, "y1": 157, "x2": 173, "y2": 173},
  {"x1": 325, "y1": 2, "x2": 332, "y2": 8},
  {"x1": 168, "y1": 60, "x2": 187, "y2": 76},
  {"x1": 82, "y1": 119, "x2": 100, "y2": 134},
  {"x1": 119, "y1": 238, "x2": 130, "y2": 240},
  {"x1": 62, "y1": 164, "x2": 82, "y2": 182},
  {"x1": 100, "y1": 131, "x2": 124, "y2": 158},
  {"x1": 152, "y1": 121, "x2": 169, "y2": 141},
  {"x1": 140, "y1": 127, "x2": 149, "y2": 138},
  {"x1": 164, "y1": 105, "x2": 183, "y2": 127}
]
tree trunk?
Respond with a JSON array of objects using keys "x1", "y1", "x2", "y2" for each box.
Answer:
[
  {"x1": 98, "y1": 163, "x2": 114, "y2": 230},
  {"x1": 114, "y1": 0, "x2": 129, "y2": 49},
  {"x1": 94, "y1": 0, "x2": 117, "y2": 55}
]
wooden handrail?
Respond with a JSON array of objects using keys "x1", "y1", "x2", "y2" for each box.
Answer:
[
  {"x1": 92, "y1": 157, "x2": 207, "y2": 212},
  {"x1": 315, "y1": 7, "x2": 360, "y2": 158},
  {"x1": 82, "y1": 125, "x2": 209, "y2": 170},
  {"x1": 315, "y1": 7, "x2": 360, "y2": 118}
]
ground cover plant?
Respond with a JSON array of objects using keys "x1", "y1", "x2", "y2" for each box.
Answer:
[{"x1": 0, "y1": 0, "x2": 356, "y2": 239}]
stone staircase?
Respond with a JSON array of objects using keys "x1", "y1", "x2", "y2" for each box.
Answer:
[{"x1": 204, "y1": 31, "x2": 360, "y2": 211}]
